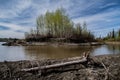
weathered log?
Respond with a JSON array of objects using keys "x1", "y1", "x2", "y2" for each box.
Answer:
[
  {"x1": 20, "y1": 52, "x2": 90, "y2": 75},
  {"x1": 21, "y1": 57, "x2": 87, "y2": 72}
]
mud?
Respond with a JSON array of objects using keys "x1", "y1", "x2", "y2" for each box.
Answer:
[{"x1": 0, "y1": 54, "x2": 120, "y2": 80}]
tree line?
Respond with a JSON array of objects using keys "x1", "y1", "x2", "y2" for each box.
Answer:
[
  {"x1": 104, "y1": 29, "x2": 120, "y2": 41},
  {"x1": 25, "y1": 8, "x2": 95, "y2": 43},
  {"x1": 0, "y1": 38, "x2": 19, "y2": 42}
]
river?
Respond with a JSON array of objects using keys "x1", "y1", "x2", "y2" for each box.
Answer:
[{"x1": 0, "y1": 42, "x2": 120, "y2": 61}]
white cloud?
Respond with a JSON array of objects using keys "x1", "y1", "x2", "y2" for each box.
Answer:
[
  {"x1": 0, "y1": 0, "x2": 119, "y2": 38},
  {"x1": 0, "y1": 0, "x2": 32, "y2": 18},
  {"x1": 73, "y1": 10, "x2": 120, "y2": 24},
  {"x1": 0, "y1": 22, "x2": 32, "y2": 32},
  {"x1": 0, "y1": 30, "x2": 25, "y2": 38},
  {"x1": 99, "y1": 3, "x2": 117, "y2": 9},
  {"x1": 0, "y1": 22, "x2": 34, "y2": 38},
  {"x1": 72, "y1": 9, "x2": 120, "y2": 37}
]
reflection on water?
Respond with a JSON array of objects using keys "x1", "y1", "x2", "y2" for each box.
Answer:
[
  {"x1": 0, "y1": 42, "x2": 120, "y2": 61},
  {"x1": 24, "y1": 46, "x2": 92, "y2": 60},
  {"x1": 0, "y1": 42, "x2": 26, "y2": 61},
  {"x1": 91, "y1": 45, "x2": 120, "y2": 55}
]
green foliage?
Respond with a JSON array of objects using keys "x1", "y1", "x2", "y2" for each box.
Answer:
[
  {"x1": 104, "y1": 29, "x2": 120, "y2": 41},
  {"x1": 25, "y1": 8, "x2": 95, "y2": 43}
]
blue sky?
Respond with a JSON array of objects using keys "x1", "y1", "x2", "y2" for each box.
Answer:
[{"x1": 0, "y1": 0, "x2": 120, "y2": 38}]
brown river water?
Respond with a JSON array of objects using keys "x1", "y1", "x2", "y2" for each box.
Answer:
[{"x1": 0, "y1": 42, "x2": 120, "y2": 61}]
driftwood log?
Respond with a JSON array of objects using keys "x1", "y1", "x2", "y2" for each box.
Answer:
[{"x1": 20, "y1": 52, "x2": 90, "y2": 75}]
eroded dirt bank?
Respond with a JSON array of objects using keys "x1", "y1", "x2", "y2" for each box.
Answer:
[{"x1": 0, "y1": 54, "x2": 120, "y2": 80}]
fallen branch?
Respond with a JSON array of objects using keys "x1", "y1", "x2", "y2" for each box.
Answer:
[
  {"x1": 20, "y1": 52, "x2": 91, "y2": 75},
  {"x1": 21, "y1": 57, "x2": 87, "y2": 72}
]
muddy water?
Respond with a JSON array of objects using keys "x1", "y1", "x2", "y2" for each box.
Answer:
[{"x1": 0, "y1": 42, "x2": 120, "y2": 61}]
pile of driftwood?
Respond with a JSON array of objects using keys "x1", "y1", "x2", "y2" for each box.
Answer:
[
  {"x1": 1, "y1": 52, "x2": 116, "y2": 80},
  {"x1": 20, "y1": 52, "x2": 100, "y2": 76}
]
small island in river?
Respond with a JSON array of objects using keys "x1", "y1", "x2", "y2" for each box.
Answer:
[{"x1": 0, "y1": 4, "x2": 120, "y2": 80}]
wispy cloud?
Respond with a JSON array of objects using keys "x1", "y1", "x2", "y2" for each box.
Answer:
[
  {"x1": 99, "y1": 3, "x2": 117, "y2": 9},
  {"x1": 0, "y1": 0, "x2": 120, "y2": 38},
  {"x1": 0, "y1": 22, "x2": 31, "y2": 31},
  {"x1": 0, "y1": 0, "x2": 32, "y2": 18},
  {"x1": 0, "y1": 30, "x2": 25, "y2": 38}
]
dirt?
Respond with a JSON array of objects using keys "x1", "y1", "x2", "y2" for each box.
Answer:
[{"x1": 0, "y1": 54, "x2": 120, "y2": 80}]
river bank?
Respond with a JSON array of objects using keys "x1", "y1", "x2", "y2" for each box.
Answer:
[
  {"x1": 105, "y1": 41, "x2": 120, "y2": 45},
  {"x1": 0, "y1": 54, "x2": 120, "y2": 80},
  {"x1": 2, "y1": 41, "x2": 104, "y2": 46}
]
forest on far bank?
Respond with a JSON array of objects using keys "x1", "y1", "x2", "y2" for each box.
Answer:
[
  {"x1": 103, "y1": 29, "x2": 120, "y2": 41},
  {"x1": 25, "y1": 8, "x2": 95, "y2": 43}
]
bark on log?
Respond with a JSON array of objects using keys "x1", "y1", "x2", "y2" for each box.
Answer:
[
  {"x1": 20, "y1": 52, "x2": 90, "y2": 75},
  {"x1": 21, "y1": 57, "x2": 87, "y2": 72}
]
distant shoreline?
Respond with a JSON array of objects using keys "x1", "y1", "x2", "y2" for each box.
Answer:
[
  {"x1": 2, "y1": 41, "x2": 104, "y2": 46},
  {"x1": 105, "y1": 41, "x2": 120, "y2": 45},
  {"x1": 26, "y1": 42, "x2": 104, "y2": 46}
]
